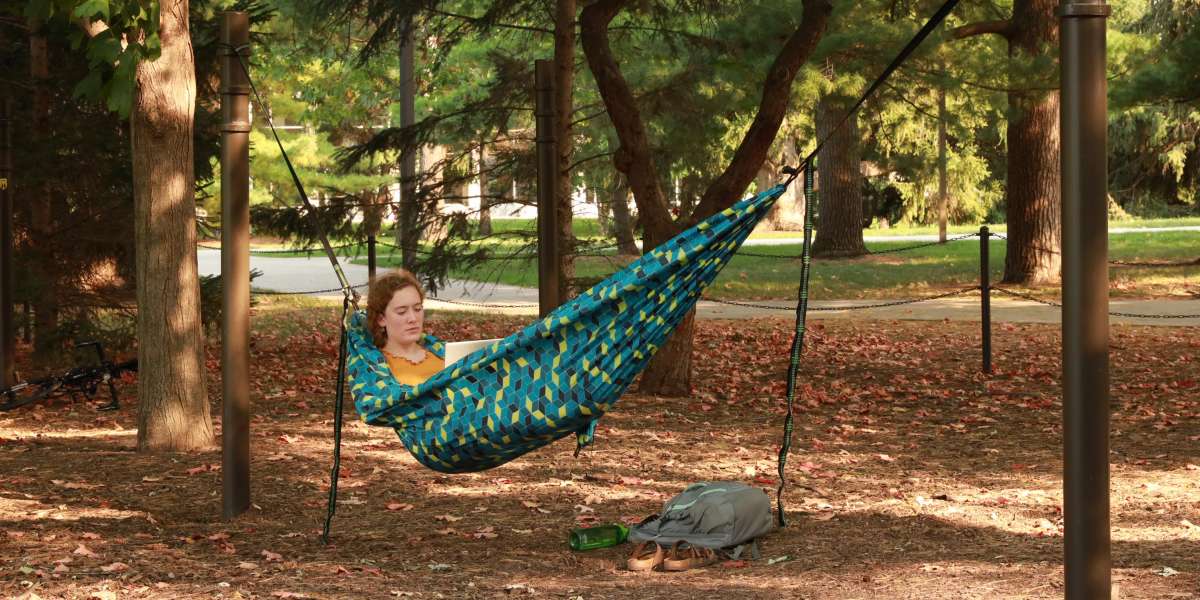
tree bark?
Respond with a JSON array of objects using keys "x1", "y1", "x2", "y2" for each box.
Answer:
[
  {"x1": 813, "y1": 92, "x2": 867, "y2": 257},
  {"x1": 581, "y1": 0, "x2": 831, "y2": 395},
  {"x1": 555, "y1": 0, "x2": 576, "y2": 299},
  {"x1": 953, "y1": 0, "x2": 1060, "y2": 283},
  {"x1": 608, "y1": 176, "x2": 639, "y2": 255},
  {"x1": 28, "y1": 18, "x2": 59, "y2": 360},
  {"x1": 477, "y1": 142, "x2": 492, "y2": 236},
  {"x1": 1001, "y1": 0, "x2": 1060, "y2": 284},
  {"x1": 766, "y1": 137, "x2": 804, "y2": 230},
  {"x1": 937, "y1": 87, "x2": 948, "y2": 243},
  {"x1": 397, "y1": 19, "x2": 419, "y2": 270},
  {"x1": 133, "y1": 0, "x2": 214, "y2": 451}
]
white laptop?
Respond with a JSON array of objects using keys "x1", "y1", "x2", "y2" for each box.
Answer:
[{"x1": 443, "y1": 338, "x2": 503, "y2": 365}]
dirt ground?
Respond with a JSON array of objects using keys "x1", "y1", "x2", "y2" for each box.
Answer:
[{"x1": 2, "y1": 305, "x2": 1198, "y2": 599}]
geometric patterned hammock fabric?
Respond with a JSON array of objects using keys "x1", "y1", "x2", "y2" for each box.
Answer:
[{"x1": 345, "y1": 184, "x2": 787, "y2": 473}]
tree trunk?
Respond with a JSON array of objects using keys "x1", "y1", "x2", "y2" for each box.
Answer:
[
  {"x1": 592, "y1": 180, "x2": 609, "y2": 234},
  {"x1": 29, "y1": 18, "x2": 58, "y2": 361},
  {"x1": 609, "y1": 176, "x2": 639, "y2": 255},
  {"x1": 397, "y1": 20, "x2": 419, "y2": 270},
  {"x1": 1002, "y1": 0, "x2": 1060, "y2": 284},
  {"x1": 953, "y1": 0, "x2": 1060, "y2": 283},
  {"x1": 766, "y1": 137, "x2": 804, "y2": 230},
  {"x1": 477, "y1": 143, "x2": 492, "y2": 236},
  {"x1": 813, "y1": 92, "x2": 867, "y2": 257},
  {"x1": 753, "y1": 165, "x2": 776, "y2": 232},
  {"x1": 555, "y1": 0, "x2": 576, "y2": 300},
  {"x1": 133, "y1": 0, "x2": 214, "y2": 452},
  {"x1": 937, "y1": 87, "x2": 948, "y2": 243},
  {"x1": 581, "y1": 0, "x2": 831, "y2": 396}
]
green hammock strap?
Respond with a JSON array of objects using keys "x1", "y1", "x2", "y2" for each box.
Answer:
[
  {"x1": 776, "y1": 162, "x2": 816, "y2": 528},
  {"x1": 321, "y1": 296, "x2": 352, "y2": 544}
]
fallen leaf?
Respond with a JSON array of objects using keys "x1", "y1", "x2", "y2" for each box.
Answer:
[
  {"x1": 73, "y1": 544, "x2": 98, "y2": 557},
  {"x1": 100, "y1": 562, "x2": 129, "y2": 572},
  {"x1": 386, "y1": 502, "x2": 414, "y2": 511},
  {"x1": 471, "y1": 527, "x2": 499, "y2": 540},
  {"x1": 434, "y1": 514, "x2": 462, "y2": 522},
  {"x1": 52, "y1": 480, "x2": 103, "y2": 490},
  {"x1": 238, "y1": 562, "x2": 258, "y2": 570}
]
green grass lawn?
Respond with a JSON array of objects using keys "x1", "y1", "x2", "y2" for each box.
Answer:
[
  {"x1": 359, "y1": 230, "x2": 1197, "y2": 300},
  {"x1": 212, "y1": 216, "x2": 1200, "y2": 256},
  {"x1": 216, "y1": 221, "x2": 1198, "y2": 300}
]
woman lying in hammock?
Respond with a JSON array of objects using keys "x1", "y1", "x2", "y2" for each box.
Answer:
[{"x1": 366, "y1": 269, "x2": 444, "y2": 386}]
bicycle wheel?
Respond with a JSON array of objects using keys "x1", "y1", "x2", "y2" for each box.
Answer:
[{"x1": 0, "y1": 379, "x2": 63, "y2": 411}]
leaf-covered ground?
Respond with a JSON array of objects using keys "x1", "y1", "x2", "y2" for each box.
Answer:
[{"x1": 2, "y1": 303, "x2": 1198, "y2": 599}]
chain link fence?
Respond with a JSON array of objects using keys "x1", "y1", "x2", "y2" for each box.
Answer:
[{"x1": 225, "y1": 227, "x2": 1196, "y2": 320}]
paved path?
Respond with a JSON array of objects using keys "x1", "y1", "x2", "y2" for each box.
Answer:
[
  {"x1": 746, "y1": 225, "x2": 1200, "y2": 245},
  {"x1": 197, "y1": 248, "x2": 1200, "y2": 326}
]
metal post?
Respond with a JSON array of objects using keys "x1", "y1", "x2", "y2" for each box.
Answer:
[
  {"x1": 1061, "y1": 2, "x2": 1111, "y2": 598},
  {"x1": 220, "y1": 11, "x2": 252, "y2": 520},
  {"x1": 367, "y1": 234, "x2": 377, "y2": 281},
  {"x1": 0, "y1": 98, "x2": 14, "y2": 387},
  {"x1": 980, "y1": 226, "x2": 991, "y2": 375},
  {"x1": 535, "y1": 59, "x2": 560, "y2": 317}
]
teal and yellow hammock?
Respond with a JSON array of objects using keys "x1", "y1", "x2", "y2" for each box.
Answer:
[{"x1": 345, "y1": 184, "x2": 786, "y2": 473}]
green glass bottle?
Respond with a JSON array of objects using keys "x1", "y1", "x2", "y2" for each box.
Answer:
[{"x1": 568, "y1": 523, "x2": 629, "y2": 551}]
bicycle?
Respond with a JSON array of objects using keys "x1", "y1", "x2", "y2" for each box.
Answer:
[{"x1": 0, "y1": 341, "x2": 138, "y2": 412}]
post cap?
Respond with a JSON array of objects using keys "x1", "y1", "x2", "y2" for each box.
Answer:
[{"x1": 1059, "y1": 2, "x2": 1111, "y2": 17}]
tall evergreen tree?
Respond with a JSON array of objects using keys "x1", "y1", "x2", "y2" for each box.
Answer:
[{"x1": 954, "y1": 0, "x2": 1061, "y2": 284}]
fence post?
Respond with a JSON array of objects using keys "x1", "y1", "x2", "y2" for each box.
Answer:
[
  {"x1": 220, "y1": 11, "x2": 252, "y2": 520},
  {"x1": 367, "y1": 233, "x2": 377, "y2": 281},
  {"x1": 980, "y1": 225, "x2": 991, "y2": 374},
  {"x1": 535, "y1": 59, "x2": 560, "y2": 317}
]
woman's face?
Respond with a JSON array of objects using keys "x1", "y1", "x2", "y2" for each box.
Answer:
[{"x1": 377, "y1": 286, "x2": 425, "y2": 347}]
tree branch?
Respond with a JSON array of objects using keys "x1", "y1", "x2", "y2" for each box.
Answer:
[
  {"x1": 580, "y1": 0, "x2": 675, "y2": 244},
  {"x1": 692, "y1": 0, "x2": 833, "y2": 221},
  {"x1": 426, "y1": 7, "x2": 553, "y2": 35},
  {"x1": 951, "y1": 19, "x2": 1012, "y2": 40}
]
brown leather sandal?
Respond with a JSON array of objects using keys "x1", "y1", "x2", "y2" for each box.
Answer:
[
  {"x1": 626, "y1": 541, "x2": 664, "y2": 572},
  {"x1": 661, "y1": 541, "x2": 718, "y2": 572}
]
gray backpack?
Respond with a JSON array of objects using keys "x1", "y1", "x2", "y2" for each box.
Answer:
[{"x1": 628, "y1": 481, "x2": 775, "y2": 559}]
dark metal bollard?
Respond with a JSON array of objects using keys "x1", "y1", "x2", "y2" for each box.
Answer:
[
  {"x1": 980, "y1": 225, "x2": 991, "y2": 374},
  {"x1": 535, "y1": 60, "x2": 560, "y2": 317},
  {"x1": 367, "y1": 234, "x2": 377, "y2": 281},
  {"x1": 220, "y1": 11, "x2": 252, "y2": 520},
  {"x1": 1061, "y1": 2, "x2": 1112, "y2": 597}
]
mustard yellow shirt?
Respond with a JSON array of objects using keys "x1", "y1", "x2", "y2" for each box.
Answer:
[{"x1": 383, "y1": 349, "x2": 445, "y2": 387}]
